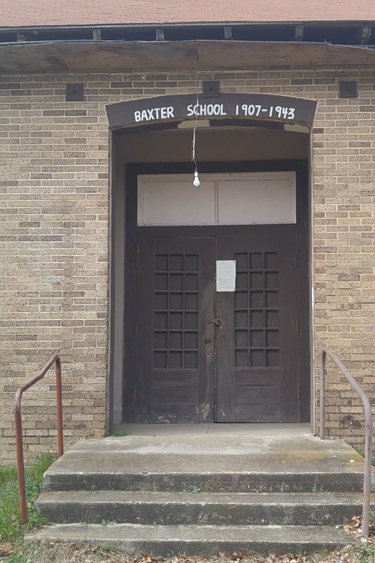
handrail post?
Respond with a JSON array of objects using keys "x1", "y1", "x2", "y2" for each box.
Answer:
[
  {"x1": 55, "y1": 356, "x2": 64, "y2": 457},
  {"x1": 320, "y1": 349, "x2": 326, "y2": 440},
  {"x1": 14, "y1": 390, "x2": 27, "y2": 524},
  {"x1": 362, "y1": 398, "x2": 372, "y2": 539}
]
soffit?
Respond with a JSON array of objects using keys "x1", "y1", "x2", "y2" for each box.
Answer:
[{"x1": 1, "y1": 41, "x2": 375, "y2": 74}]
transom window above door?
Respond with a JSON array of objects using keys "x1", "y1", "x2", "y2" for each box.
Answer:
[{"x1": 137, "y1": 172, "x2": 296, "y2": 226}]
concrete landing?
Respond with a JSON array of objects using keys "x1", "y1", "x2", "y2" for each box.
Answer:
[{"x1": 45, "y1": 430, "x2": 364, "y2": 478}]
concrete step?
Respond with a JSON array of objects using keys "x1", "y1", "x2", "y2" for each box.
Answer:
[
  {"x1": 44, "y1": 470, "x2": 364, "y2": 493},
  {"x1": 36, "y1": 490, "x2": 371, "y2": 526},
  {"x1": 28, "y1": 523, "x2": 357, "y2": 555},
  {"x1": 34, "y1": 432, "x2": 368, "y2": 556},
  {"x1": 42, "y1": 434, "x2": 366, "y2": 493}
]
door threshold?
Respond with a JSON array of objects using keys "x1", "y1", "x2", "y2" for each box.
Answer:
[{"x1": 112, "y1": 422, "x2": 311, "y2": 437}]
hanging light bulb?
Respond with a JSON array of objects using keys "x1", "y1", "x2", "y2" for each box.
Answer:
[{"x1": 193, "y1": 170, "x2": 200, "y2": 188}]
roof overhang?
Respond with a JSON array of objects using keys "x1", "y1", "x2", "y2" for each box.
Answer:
[{"x1": 1, "y1": 40, "x2": 375, "y2": 73}]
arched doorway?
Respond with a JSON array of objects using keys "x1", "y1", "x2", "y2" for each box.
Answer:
[{"x1": 107, "y1": 93, "x2": 316, "y2": 425}]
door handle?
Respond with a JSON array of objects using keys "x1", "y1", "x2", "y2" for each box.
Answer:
[{"x1": 207, "y1": 319, "x2": 222, "y2": 328}]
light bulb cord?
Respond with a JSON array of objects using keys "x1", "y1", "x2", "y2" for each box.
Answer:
[
  {"x1": 192, "y1": 124, "x2": 197, "y2": 174},
  {"x1": 192, "y1": 53, "x2": 199, "y2": 186}
]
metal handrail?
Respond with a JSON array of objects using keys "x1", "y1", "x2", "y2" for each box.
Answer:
[
  {"x1": 14, "y1": 353, "x2": 63, "y2": 524},
  {"x1": 320, "y1": 345, "x2": 373, "y2": 539}
]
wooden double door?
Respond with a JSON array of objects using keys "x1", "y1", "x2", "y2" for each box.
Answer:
[{"x1": 124, "y1": 224, "x2": 308, "y2": 423}]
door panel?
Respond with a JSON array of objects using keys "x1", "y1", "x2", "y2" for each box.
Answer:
[
  {"x1": 125, "y1": 236, "x2": 216, "y2": 423},
  {"x1": 123, "y1": 163, "x2": 309, "y2": 424},
  {"x1": 215, "y1": 226, "x2": 298, "y2": 422},
  {"x1": 125, "y1": 227, "x2": 300, "y2": 423}
]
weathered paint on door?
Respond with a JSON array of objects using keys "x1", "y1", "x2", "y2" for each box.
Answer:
[{"x1": 123, "y1": 162, "x2": 310, "y2": 423}]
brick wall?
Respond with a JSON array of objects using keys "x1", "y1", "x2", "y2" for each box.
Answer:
[{"x1": 0, "y1": 67, "x2": 374, "y2": 462}]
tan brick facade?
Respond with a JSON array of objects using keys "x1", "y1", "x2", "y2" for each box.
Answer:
[{"x1": 1, "y1": 68, "x2": 374, "y2": 463}]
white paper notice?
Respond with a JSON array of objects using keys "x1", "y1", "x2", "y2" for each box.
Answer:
[{"x1": 216, "y1": 260, "x2": 236, "y2": 292}]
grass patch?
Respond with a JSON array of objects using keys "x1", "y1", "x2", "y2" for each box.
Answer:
[
  {"x1": 349, "y1": 445, "x2": 375, "y2": 467},
  {"x1": 0, "y1": 452, "x2": 55, "y2": 544},
  {"x1": 349, "y1": 543, "x2": 375, "y2": 563},
  {"x1": 2, "y1": 541, "x2": 133, "y2": 563}
]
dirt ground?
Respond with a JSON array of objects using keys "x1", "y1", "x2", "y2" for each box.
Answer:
[{"x1": 1, "y1": 541, "x2": 374, "y2": 563}]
